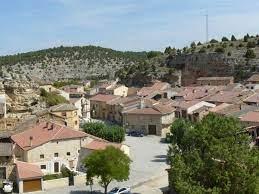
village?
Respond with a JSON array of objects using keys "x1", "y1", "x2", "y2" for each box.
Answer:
[{"x1": 0, "y1": 73, "x2": 259, "y2": 194}]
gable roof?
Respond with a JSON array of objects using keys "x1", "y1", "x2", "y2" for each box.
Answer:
[
  {"x1": 11, "y1": 121, "x2": 87, "y2": 151},
  {"x1": 89, "y1": 94, "x2": 120, "y2": 102},
  {"x1": 247, "y1": 74, "x2": 259, "y2": 82},
  {"x1": 16, "y1": 161, "x2": 43, "y2": 180},
  {"x1": 240, "y1": 111, "x2": 259, "y2": 123},
  {"x1": 124, "y1": 107, "x2": 162, "y2": 115},
  {"x1": 197, "y1": 76, "x2": 233, "y2": 81},
  {"x1": 49, "y1": 104, "x2": 77, "y2": 112}
]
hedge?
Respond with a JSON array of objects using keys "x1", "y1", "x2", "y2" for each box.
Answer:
[{"x1": 82, "y1": 122, "x2": 125, "y2": 143}]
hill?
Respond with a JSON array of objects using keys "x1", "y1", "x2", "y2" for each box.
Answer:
[
  {"x1": 116, "y1": 34, "x2": 259, "y2": 86},
  {"x1": 0, "y1": 45, "x2": 147, "y2": 81}
]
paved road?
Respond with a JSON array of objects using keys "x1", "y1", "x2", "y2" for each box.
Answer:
[{"x1": 32, "y1": 136, "x2": 169, "y2": 194}]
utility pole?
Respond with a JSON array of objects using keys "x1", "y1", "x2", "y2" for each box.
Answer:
[{"x1": 205, "y1": 12, "x2": 209, "y2": 42}]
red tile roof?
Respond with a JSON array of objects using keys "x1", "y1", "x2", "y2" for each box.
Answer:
[
  {"x1": 244, "y1": 93, "x2": 259, "y2": 103},
  {"x1": 84, "y1": 140, "x2": 121, "y2": 150},
  {"x1": 11, "y1": 121, "x2": 87, "y2": 150},
  {"x1": 240, "y1": 111, "x2": 259, "y2": 123},
  {"x1": 125, "y1": 107, "x2": 162, "y2": 115},
  {"x1": 197, "y1": 76, "x2": 234, "y2": 81},
  {"x1": 16, "y1": 161, "x2": 43, "y2": 180},
  {"x1": 90, "y1": 94, "x2": 120, "y2": 102},
  {"x1": 247, "y1": 74, "x2": 259, "y2": 82}
]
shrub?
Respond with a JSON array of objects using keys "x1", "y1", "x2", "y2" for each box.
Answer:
[
  {"x1": 53, "y1": 80, "x2": 80, "y2": 88},
  {"x1": 190, "y1": 42, "x2": 196, "y2": 48},
  {"x1": 247, "y1": 41, "x2": 256, "y2": 48},
  {"x1": 231, "y1": 35, "x2": 237, "y2": 41},
  {"x1": 227, "y1": 51, "x2": 232, "y2": 56},
  {"x1": 238, "y1": 43, "x2": 244, "y2": 47},
  {"x1": 197, "y1": 42, "x2": 202, "y2": 46},
  {"x1": 210, "y1": 39, "x2": 218, "y2": 43},
  {"x1": 147, "y1": 51, "x2": 162, "y2": 59},
  {"x1": 222, "y1": 36, "x2": 229, "y2": 41},
  {"x1": 230, "y1": 43, "x2": 234, "y2": 47},
  {"x1": 199, "y1": 47, "x2": 206, "y2": 53},
  {"x1": 244, "y1": 34, "x2": 250, "y2": 42},
  {"x1": 82, "y1": 122, "x2": 125, "y2": 143},
  {"x1": 214, "y1": 47, "x2": 225, "y2": 53},
  {"x1": 40, "y1": 88, "x2": 68, "y2": 106},
  {"x1": 244, "y1": 49, "x2": 256, "y2": 59}
]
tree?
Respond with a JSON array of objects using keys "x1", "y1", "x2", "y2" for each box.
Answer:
[
  {"x1": 168, "y1": 114, "x2": 259, "y2": 194},
  {"x1": 164, "y1": 46, "x2": 172, "y2": 54},
  {"x1": 231, "y1": 35, "x2": 237, "y2": 41},
  {"x1": 82, "y1": 122, "x2": 125, "y2": 143},
  {"x1": 190, "y1": 42, "x2": 196, "y2": 48},
  {"x1": 84, "y1": 146, "x2": 131, "y2": 194},
  {"x1": 199, "y1": 47, "x2": 206, "y2": 53},
  {"x1": 244, "y1": 33, "x2": 250, "y2": 42},
  {"x1": 214, "y1": 47, "x2": 225, "y2": 53},
  {"x1": 221, "y1": 36, "x2": 229, "y2": 42},
  {"x1": 197, "y1": 42, "x2": 202, "y2": 46},
  {"x1": 247, "y1": 41, "x2": 256, "y2": 48},
  {"x1": 210, "y1": 39, "x2": 218, "y2": 43},
  {"x1": 147, "y1": 51, "x2": 162, "y2": 59},
  {"x1": 245, "y1": 49, "x2": 256, "y2": 59}
]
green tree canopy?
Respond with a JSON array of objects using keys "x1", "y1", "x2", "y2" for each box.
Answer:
[
  {"x1": 168, "y1": 114, "x2": 258, "y2": 194},
  {"x1": 82, "y1": 122, "x2": 125, "y2": 143},
  {"x1": 222, "y1": 36, "x2": 229, "y2": 42},
  {"x1": 84, "y1": 146, "x2": 131, "y2": 194},
  {"x1": 245, "y1": 49, "x2": 256, "y2": 59},
  {"x1": 231, "y1": 35, "x2": 237, "y2": 41}
]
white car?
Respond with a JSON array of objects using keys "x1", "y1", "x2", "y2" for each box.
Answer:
[
  {"x1": 108, "y1": 187, "x2": 131, "y2": 194},
  {"x1": 2, "y1": 180, "x2": 13, "y2": 193}
]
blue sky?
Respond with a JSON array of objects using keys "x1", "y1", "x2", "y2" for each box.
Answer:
[{"x1": 0, "y1": 0, "x2": 259, "y2": 55}]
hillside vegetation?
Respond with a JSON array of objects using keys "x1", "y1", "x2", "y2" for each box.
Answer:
[{"x1": 0, "y1": 45, "x2": 148, "y2": 81}]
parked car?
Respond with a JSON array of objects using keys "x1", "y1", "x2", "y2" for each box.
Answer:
[
  {"x1": 108, "y1": 187, "x2": 131, "y2": 194},
  {"x1": 2, "y1": 180, "x2": 13, "y2": 193},
  {"x1": 127, "y1": 130, "x2": 144, "y2": 137}
]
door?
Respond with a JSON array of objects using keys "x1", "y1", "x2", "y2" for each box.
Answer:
[
  {"x1": 0, "y1": 167, "x2": 6, "y2": 179},
  {"x1": 54, "y1": 162, "x2": 59, "y2": 173},
  {"x1": 148, "y1": 125, "x2": 157, "y2": 135},
  {"x1": 68, "y1": 175, "x2": 74, "y2": 186},
  {"x1": 23, "y1": 179, "x2": 42, "y2": 192}
]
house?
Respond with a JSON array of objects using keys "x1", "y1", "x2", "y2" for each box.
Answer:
[
  {"x1": 70, "y1": 97, "x2": 90, "y2": 119},
  {"x1": 246, "y1": 74, "x2": 259, "y2": 84},
  {"x1": 243, "y1": 93, "x2": 259, "y2": 106},
  {"x1": 0, "y1": 94, "x2": 6, "y2": 118},
  {"x1": 204, "y1": 90, "x2": 254, "y2": 105},
  {"x1": 240, "y1": 111, "x2": 259, "y2": 127},
  {"x1": 16, "y1": 161, "x2": 44, "y2": 193},
  {"x1": 90, "y1": 94, "x2": 120, "y2": 120},
  {"x1": 196, "y1": 77, "x2": 234, "y2": 86},
  {"x1": 172, "y1": 100, "x2": 216, "y2": 122},
  {"x1": 36, "y1": 104, "x2": 80, "y2": 130},
  {"x1": 62, "y1": 85, "x2": 85, "y2": 98},
  {"x1": 11, "y1": 121, "x2": 89, "y2": 175},
  {"x1": 137, "y1": 81, "x2": 171, "y2": 99},
  {"x1": 0, "y1": 136, "x2": 15, "y2": 181},
  {"x1": 106, "y1": 97, "x2": 140, "y2": 124},
  {"x1": 245, "y1": 83, "x2": 259, "y2": 90},
  {"x1": 123, "y1": 100, "x2": 175, "y2": 137},
  {"x1": 106, "y1": 85, "x2": 128, "y2": 97}
]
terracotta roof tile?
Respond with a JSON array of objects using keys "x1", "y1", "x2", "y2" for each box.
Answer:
[
  {"x1": 49, "y1": 104, "x2": 77, "y2": 112},
  {"x1": 247, "y1": 74, "x2": 259, "y2": 82},
  {"x1": 197, "y1": 76, "x2": 234, "y2": 81},
  {"x1": 89, "y1": 94, "x2": 120, "y2": 102},
  {"x1": 124, "y1": 107, "x2": 162, "y2": 115},
  {"x1": 16, "y1": 161, "x2": 43, "y2": 180},
  {"x1": 11, "y1": 121, "x2": 87, "y2": 150},
  {"x1": 84, "y1": 140, "x2": 121, "y2": 150},
  {"x1": 240, "y1": 111, "x2": 259, "y2": 123}
]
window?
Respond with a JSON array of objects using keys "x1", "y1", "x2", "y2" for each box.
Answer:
[
  {"x1": 62, "y1": 112, "x2": 67, "y2": 117},
  {"x1": 40, "y1": 165, "x2": 46, "y2": 170},
  {"x1": 54, "y1": 153, "x2": 59, "y2": 157},
  {"x1": 75, "y1": 121, "x2": 78, "y2": 125},
  {"x1": 40, "y1": 154, "x2": 44, "y2": 159},
  {"x1": 67, "y1": 152, "x2": 70, "y2": 156}
]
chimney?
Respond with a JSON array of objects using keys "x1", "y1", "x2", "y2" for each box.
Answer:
[
  {"x1": 29, "y1": 136, "x2": 33, "y2": 147},
  {"x1": 48, "y1": 123, "x2": 54, "y2": 130},
  {"x1": 45, "y1": 122, "x2": 49, "y2": 128},
  {"x1": 140, "y1": 98, "x2": 145, "y2": 109}
]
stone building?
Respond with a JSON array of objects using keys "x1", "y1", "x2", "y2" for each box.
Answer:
[
  {"x1": 123, "y1": 102, "x2": 175, "y2": 137},
  {"x1": 196, "y1": 76, "x2": 234, "y2": 86},
  {"x1": 247, "y1": 74, "x2": 259, "y2": 84}
]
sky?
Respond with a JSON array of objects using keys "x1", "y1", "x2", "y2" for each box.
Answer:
[{"x1": 0, "y1": 0, "x2": 259, "y2": 55}]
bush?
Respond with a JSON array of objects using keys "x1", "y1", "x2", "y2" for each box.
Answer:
[
  {"x1": 199, "y1": 47, "x2": 206, "y2": 53},
  {"x1": 222, "y1": 36, "x2": 229, "y2": 41},
  {"x1": 247, "y1": 41, "x2": 256, "y2": 48},
  {"x1": 214, "y1": 47, "x2": 225, "y2": 53},
  {"x1": 40, "y1": 88, "x2": 68, "y2": 106},
  {"x1": 238, "y1": 43, "x2": 244, "y2": 47},
  {"x1": 244, "y1": 49, "x2": 256, "y2": 59},
  {"x1": 197, "y1": 42, "x2": 202, "y2": 46},
  {"x1": 82, "y1": 122, "x2": 125, "y2": 143},
  {"x1": 53, "y1": 80, "x2": 80, "y2": 88},
  {"x1": 147, "y1": 51, "x2": 162, "y2": 59},
  {"x1": 210, "y1": 39, "x2": 218, "y2": 43},
  {"x1": 244, "y1": 34, "x2": 250, "y2": 42},
  {"x1": 231, "y1": 35, "x2": 237, "y2": 41},
  {"x1": 227, "y1": 51, "x2": 232, "y2": 56},
  {"x1": 43, "y1": 174, "x2": 63, "y2": 180}
]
